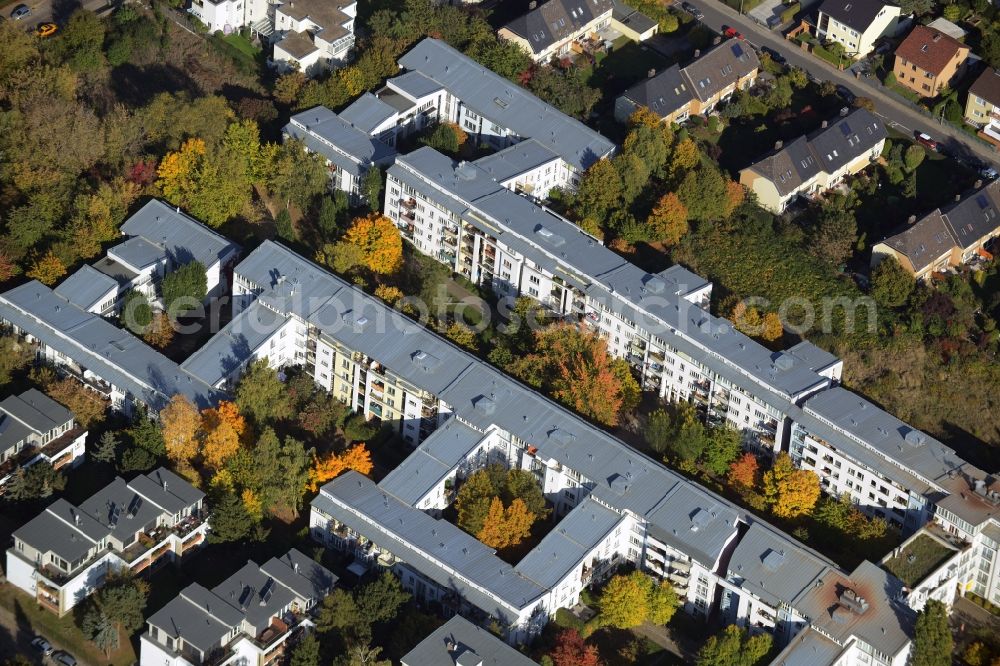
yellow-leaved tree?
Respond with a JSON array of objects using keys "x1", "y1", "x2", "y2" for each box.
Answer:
[
  {"x1": 306, "y1": 443, "x2": 373, "y2": 492},
  {"x1": 342, "y1": 213, "x2": 404, "y2": 275},
  {"x1": 161, "y1": 394, "x2": 201, "y2": 465},
  {"x1": 200, "y1": 401, "x2": 246, "y2": 469}
]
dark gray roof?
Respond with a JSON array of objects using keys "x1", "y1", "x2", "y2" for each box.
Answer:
[
  {"x1": 680, "y1": 41, "x2": 760, "y2": 103},
  {"x1": 108, "y1": 236, "x2": 167, "y2": 272},
  {"x1": 744, "y1": 109, "x2": 886, "y2": 196},
  {"x1": 13, "y1": 498, "x2": 106, "y2": 564},
  {"x1": 612, "y1": 1, "x2": 658, "y2": 33},
  {"x1": 796, "y1": 386, "x2": 966, "y2": 495},
  {"x1": 619, "y1": 65, "x2": 692, "y2": 119},
  {"x1": 878, "y1": 211, "x2": 958, "y2": 273},
  {"x1": 260, "y1": 548, "x2": 338, "y2": 601},
  {"x1": 818, "y1": 0, "x2": 896, "y2": 33},
  {"x1": 54, "y1": 265, "x2": 119, "y2": 311},
  {"x1": 502, "y1": 0, "x2": 614, "y2": 55},
  {"x1": 941, "y1": 179, "x2": 1000, "y2": 250},
  {"x1": 91, "y1": 257, "x2": 139, "y2": 285},
  {"x1": 473, "y1": 139, "x2": 561, "y2": 184},
  {"x1": 340, "y1": 92, "x2": 399, "y2": 134},
  {"x1": 0, "y1": 389, "x2": 73, "y2": 437},
  {"x1": 284, "y1": 105, "x2": 397, "y2": 177},
  {"x1": 146, "y1": 583, "x2": 240, "y2": 655},
  {"x1": 180, "y1": 300, "x2": 291, "y2": 388},
  {"x1": 120, "y1": 199, "x2": 239, "y2": 270},
  {"x1": 969, "y1": 66, "x2": 1000, "y2": 108},
  {"x1": 0, "y1": 281, "x2": 223, "y2": 412},
  {"x1": 397, "y1": 39, "x2": 615, "y2": 171},
  {"x1": 401, "y1": 615, "x2": 539, "y2": 666},
  {"x1": 0, "y1": 415, "x2": 32, "y2": 457},
  {"x1": 211, "y1": 561, "x2": 297, "y2": 634}
]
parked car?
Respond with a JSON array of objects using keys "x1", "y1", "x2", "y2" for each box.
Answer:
[
  {"x1": 34, "y1": 22, "x2": 57, "y2": 37},
  {"x1": 723, "y1": 26, "x2": 745, "y2": 40},
  {"x1": 914, "y1": 131, "x2": 939, "y2": 152},
  {"x1": 30, "y1": 637, "x2": 53, "y2": 656},
  {"x1": 52, "y1": 651, "x2": 77, "y2": 666},
  {"x1": 10, "y1": 4, "x2": 30, "y2": 20},
  {"x1": 835, "y1": 84, "x2": 856, "y2": 104},
  {"x1": 760, "y1": 45, "x2": 786, "y2": 64},
  {"x1": 981, "y1": 165, "x2": 999, "y2": 180},
  {"x1": 681, "y1": 2, "x2": 704, "y2": 19}
]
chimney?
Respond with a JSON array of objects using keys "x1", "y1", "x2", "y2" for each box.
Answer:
[
  {"x1": 293, "y1": 562, "x2": 299, "y2": 572},
  {"x1": 529, "y1": 0, "x2": 537, "y2": 7},
  {"x1": 840, "y1": 106, "x2": 849, "y2": 117},
  {"x1": 774, "y1": 140, "x2": 783, "y2": 151},
  {"x1": 648, "y1": 68, "x2": 656, "y2": 78},
  {"x1": 821, "y1": 120, "x2": 828, "y2": 129},
  {"x1": 713, "y1": 36, "x2": 722, "y2": 46},
  {"x1": 694, "y1": 49, "x2": 701, "y2": 58},
  {"x1": 956, "y1": 193, "x2": 963, "y2": 202},
  {"x1": 976, "y1": 178, "x2": 984, "y2": 189},
  {"x1": 907, "y1": 214, "x2": 917, "y2": 225}
]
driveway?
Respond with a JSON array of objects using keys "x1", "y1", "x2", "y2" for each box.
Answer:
[{"x1": 689, "y1": 0, "x2": 1000, "y2": 166}]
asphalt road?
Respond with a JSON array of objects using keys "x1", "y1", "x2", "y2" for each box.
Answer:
[
  {"x1": 688, "y1": 0, "x2": 1000, "y2": 167},
  {"x1": 1, "y1": 0, "x2": 105, "y2": 30}
]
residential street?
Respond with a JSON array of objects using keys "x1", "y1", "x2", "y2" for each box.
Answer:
[
  {"x1": 0, "y1": 0, "x2": 107, "y2": 29},
  {"x1": 690, "y1": 0, "x2": 1000, "y2": 166}
]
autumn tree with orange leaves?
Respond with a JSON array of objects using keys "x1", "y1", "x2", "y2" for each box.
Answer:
[
  {"x1": 476, "y1": 497, "x2": 534, "y2": 550},
  {"x1": 201, "y1": 401, "x2": 246, "y2": 469},
  {"x1": 161, "y1": 395, "x2": 200, "y2": 465},
  {"x1": 648, "y1": 192, "x2": 688, "y2": 246},
  {"x1": 511, "y1": 323, "x2": 640, "y2": 427},
  {"x1": 341, "y1": 213, "x2": 403, "y2": 275},
  {"x1": 727, "y1": 453, "x2": 760, "y2": 493},
  {"x1": 550, "y1": 629, "x2": 602, "y2": 666},
  {"x1": 307, "y1": 443, "x2": 373, "y2": 491}
]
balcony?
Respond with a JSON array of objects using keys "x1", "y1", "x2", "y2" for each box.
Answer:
[
  {"x1": 442, "y1": 236, "x2": 457, "y2": 248},
  {"x1": 122, "y1": 533, "x2": 159, "y2": 563},
  {"x1": 171, "y1": 512, "x2": 206, "y2": 539},
  {"x1": 400, "y1": 197, "x2": 416, "y2": 209},
  {"x1": 254, "y1": 617, "x2": 291, "y2": 650},
  {"x1": 400, "y1": 210, "x2": 415, "y2": 222}
]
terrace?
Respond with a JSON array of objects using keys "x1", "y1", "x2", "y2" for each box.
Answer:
[{"x1": 881, "y1": 531, "x2": 959, "y2": 587}]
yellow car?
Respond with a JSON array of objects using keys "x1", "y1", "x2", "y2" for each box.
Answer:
[{"x1": 35, "y1": 22, "x2": 58, "y2": 38}]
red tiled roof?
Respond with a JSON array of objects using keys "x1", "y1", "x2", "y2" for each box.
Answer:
[{"x1": 894, "y1": 25, "x2": 968, "y2": 76}]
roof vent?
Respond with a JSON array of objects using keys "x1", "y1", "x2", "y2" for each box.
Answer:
[
  {"x1": 761, "y1": 548, "x2": 786, "y2": 571},
  {"x1": 642, "y1": 274, "x2": 667, "y2": 294},
  {"x1": 472, "y1": 394, "x2": 495, "y2": 414},
  {"x1": 690, "y1": 508, "x2": 713, "y2": 531},
  {"x1": 839, "y1": 588, "x2": 869, "y2": 615},
  {"x1": 548, "y1": 428, "x2": 576, "y2": 446},
  {"x1": 412, "y1": 350, "x2": 441, "y2": 372},
  {"x1": 904, "y1": 429, "x2": 926, "y2": 447},
  {"x1": 455, "y1": 161, "x2": 477, "y2": 180},
  {"x1": 774, "y1": 353, "x2": 794, "y2": 371},
  {"x1": 534, "y1": 224, "x2": 565, "y2": 247}
]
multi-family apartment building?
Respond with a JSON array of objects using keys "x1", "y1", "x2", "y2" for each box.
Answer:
[
  {"x1": 271, "y1": 0, "x2": 357, "y2": 74},
  {"x1": 965, "y1": 67, "x2": 1000, "y2": 144},
  {"x1": 498, "y1": 0, "x2": 614, "y2": 63},
  {"x1": 6, "y1": 467, "x2": 207, "y2": 616},
  {"x1": 384, "y1": 146, "x2": 842, "y2": 452},
  {"x1": 892, "y1": 25, "x2": 969, "y2": 99},
  {"x1": 140, "y1": 549, "x2": 335, "y2": 666},
  {"x1": 739, "y1": 108, "x2": 887, "y2": 213},
  {"x1": 59, "y1": 199, "x2": 240, "y2": 315},
  {"x1": 0, "y1": 389, "x2": 87, "y2": 489},
  {"x1": 614, "y1": 41, "x2": 761, "y2": 124},
  {"x1": 336, "y1": 38, "x2": 616, "y2": 193},
  {"x1": 402, "y1": 615, "x2": 540, "y2": 666},
  {"x1": 871, "y1": 178, "x2": 1000, "y2": 281},
  {"x1": 815, "y1": 0, "x2": 900, "y2": 59},
  {"x1": 282, "y1": 106, "x2": 396, "y2": 204}
]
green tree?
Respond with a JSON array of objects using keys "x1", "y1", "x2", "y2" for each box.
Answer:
[
  {"x1": 49, "y1": 10, "x2": 106, "y2": 71},
  {"x1": 120, "y1": 290, "x2": 152, "y2": 335},
  {"x1": 92, "y1": 431, "x2": 120, "y2": 464},
  {"x1": 0, "y1": 334, "x2": 33, "y2": 387},
  {"x1": 269, "y1": 140, "x2": 329, "y2": 210},
  {"x1": 870, "y1": 256, "x2": 914, "y2": 307},
  {"x1": 912, "y1": 600, "x2": 952, "y2": 666},
  {"x1": 810, "y1": 205, "x2": 857, "y2": 265},
  {"x1": 207, "y1": 490, "x2": 253, "y2": 543},
  {"x1": 363, "y1": 167, "x2": 383, "y2": 210},
  {"x1": 575, "y1": 159, "x2": 622, "y2": 222},
  {"x1": 677, "y1": 167, "x2": 729, "y2": 222},
  {"x1": 161, "y1": 260, "x2": 207, "y2": 314},
  {"x1": 83, "y1": 611, "x2": 119, "y2": 657},
  {"x1": 456, "y1": 469, "x2": 501, "y2": 535},
  {"x1": 5, "y1": 463, "x2": 66, "y2": 501},
  {"x1": 697, "y1": 625, "x2": 773, "y2": 666},
  {"x1": 317, "y1": 192, "x2": 348, "y2": 239},
  {"x1": 276, "y1": 208, "x2": 295, "y2": 242},
  {"x1": 702, "y1": 427, "x2": 743, "y2": 476},
  {"x1": 644, "y1": 409, "x2": 674, "y2": 454},
  {"x1": 421, "y1": 123, "x2": 461, "y2": 154},
  {"x1": 84, "y1": 572, "x2": 148, "y2": 653},
  {"x1": 903, "y1": 144, "x2": 926, "y2": 172},
  {"x1": 355, "y1": 571, "x2": 410, "y2": 628},
  {"x1": 290, "y1": 632, "x2": 320, "y2": 666},
  {"x1": 235, "y1": 359, "x2": 294, "y2": 425}
]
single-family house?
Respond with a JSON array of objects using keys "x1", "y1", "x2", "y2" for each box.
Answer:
[
  {"x1": 893, "y1": 25, "x2": 969, "y2": 98},
  {"x1": 0, "y1": 389, "x2": 87, "y2": 489},
  {"x1": 498, "y1": 0, "x2": 615, "y2": 63},
  {"x1": 816, "y1": 0, "x2": 900, "y2": 59},
  {"x1": 965, "y1": 67, "x2": 1000, "y2": 145}
]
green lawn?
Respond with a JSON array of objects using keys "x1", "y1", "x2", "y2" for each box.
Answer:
[
  {"x1": 882, "y1": 534, "x2": 956, "y2": 587},
  {"x1": 222, "y1": 33, "x2": 261, "y2": 58},
  {"x1": 0, "y1": 584, "x2": 137, "y2": 666}
]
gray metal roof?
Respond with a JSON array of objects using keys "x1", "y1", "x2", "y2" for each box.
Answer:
[
  {"x1": 340, "y1": 92, "x2": 399, "y2": 134},
  {"x1": 787, "y1": 341, "x2": 841, "y2": 375},
  {"x1": 380, "y1": 418, "x2": 486, "y2": 506},
  {"x1": 643, "y1": 483, "x2": 740, "y2": 567},
  {"x1": 120, "y1": 199, "x2": 239, "y2": 270},
  {"x1": 473, "y1": 139, "x2": 561, "y2": 184},
  {"x1": 284, "y1": 106, "x2": 397, "y2": 177},
  {"x1": 397, "y1": 38, "x2": 615, "y2": 171},
  {"x1": 54, "y1": 265, "x2": 119, "y2": 311},
  {"x1": 388, "y1": 70, "x2": 443, "y2": 99},
  {"x1": 315, "y1": 472, "x2": 547, "y2": 619},
  {"x1": 401, "y1": 615, "x2": 540, "y2": 666},
  {"x1": 796, "y1": 386, "x2": 966, "y2": 494},
  {"x1": 770, "y1": 626, "x2": 846, "y2": 666},
  {"x1": 515, "y1": 497, "x2": 624, "y2": 589},
  {"x1": 107, "y1": 236, "x2": 167, "y2": 272},
  {"x1": 727, "y1": 523, "x2": 835, "y2": 609},
  {"x1": 391, "y1": 148, "x2": 831, "y2": 403},
  {"x1": 91, "y1": 256, "x2": 139, "y2": 285},
  {"x1": 0, "y1": 388, "x2": 72, "y2": 436},
  {"x1": 180, "y1": 299, "x2": 291, "y2": 388},
  {"x1": 0, "y1": 281, "x2": 223, "y2": 412}
]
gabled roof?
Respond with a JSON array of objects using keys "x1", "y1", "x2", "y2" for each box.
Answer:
[
  {"x1": 877, "y1": 179, "x2": 1000, "y2": 270},
  {"x1": 397, "y1": 39, "x2": 615, "y2": 171},
  {"x1": 401, "y1": 615, "x2": 540, "y2": 666},
  {"x1": 681, "y1": 41, "x2": 760, "y2": 103},
  {"x1": 0, "y1": 389, "x2": 73, "y2": 436},
  {"x1": 894, "y1": 25, "x2": 967, "y2": 76},
  {"x1": 618, "y1": 64, "x2": 692, "y2": 118},
  {"x1": 969, "y1": 67, "x2": 1000, "y2": 108},
  {"x1": 274, "y1": 30, "x2": 320, "y2": 61},
  {"x1": 119, "y1": 199, "x2": 239, "y2": 271},
  {"x1": 54, "y1": 265, "x2": 118, "y2": 312},
  {"x1": 502, "y1": 0, "x2": 614, "y2": 55},
  {"x1": 818, "y1": 0, "x2": 896, "y2": 33}
]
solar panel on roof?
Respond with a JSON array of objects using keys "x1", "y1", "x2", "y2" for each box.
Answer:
[
  {"x1": 839, "y1": 123, "x2": 852, "y2": 135},
  {"x1": 977, "y1": 194, "x2": 989, "y2": 209},
  {"x1": 731, "y1": 43, "x2": 743, "y2": 57}
]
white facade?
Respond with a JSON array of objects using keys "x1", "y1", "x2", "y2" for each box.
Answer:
[
  {"x1": 816, "y1": 3, "x2": 900, "y2": 59},
  {"x1": 271, "y1": 0, "x2": 357, "y2": 75}
]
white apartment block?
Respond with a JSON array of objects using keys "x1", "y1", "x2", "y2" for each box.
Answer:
[
  {"x1": 336, "y1": 38, "x2": 616, "y2": 194},
  {"x1": 7, "y1": 468, "x2": 207, "y2": 616},
  {"x1": 385, "y1": 146, "x2": 842, "y2": 454},
  {"x1": 0, "y1": 389, "x2": 87, "y2": 489}
]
